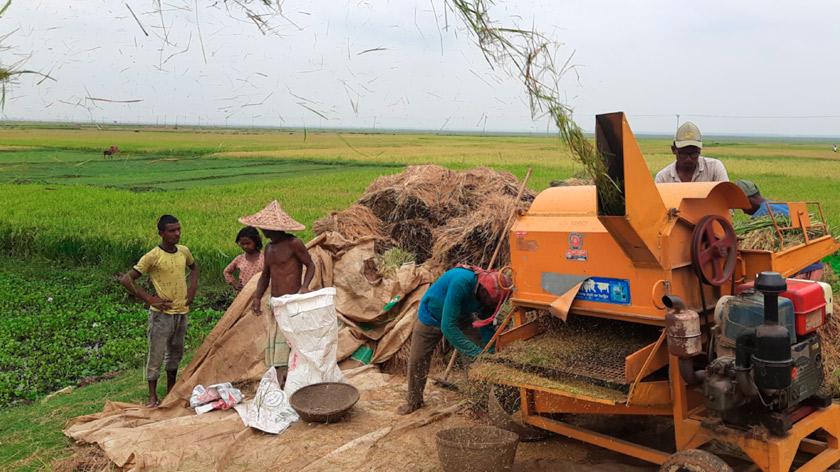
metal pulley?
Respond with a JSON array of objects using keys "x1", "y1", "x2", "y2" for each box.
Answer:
[{"x1": 691, "y1": 215, "x2": 737, "y2": 286}]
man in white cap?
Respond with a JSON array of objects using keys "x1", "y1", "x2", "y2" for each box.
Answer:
[{"x1": 655, "y1": 121, "x2": 729, "y2": 183}]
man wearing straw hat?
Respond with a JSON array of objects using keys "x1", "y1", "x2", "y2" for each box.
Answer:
[
  {"x1": 655, "y1": 121, "x2": 729, "y2": 183},
  {"x1": 243, "y1": 201, "x2": 315, "y2": 385},
  {"x1": 397, "y1": 265, "x2": 511, "y2": 415}
]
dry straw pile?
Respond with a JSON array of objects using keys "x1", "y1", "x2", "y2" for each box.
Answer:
[
  {"x1": 314, "y1": 164, "x2": 534, "y2": 272},
  {"x1": 820, "y1": 301, "x2": 840, "y2": 396},
  {"x1": 736, "y1": 215, "x2": 829, "y2": 251}
]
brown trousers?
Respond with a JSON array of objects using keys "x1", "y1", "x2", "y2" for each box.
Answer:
[
  {"x1": 405, "y1": 321, "x2": 480, "y2": 407},
  {"x1": 406, "y1": 322, "x2": 443, "y2": 407},
  {"x1": 146, "y1": 309, "x2": 188, "y2": 381}
]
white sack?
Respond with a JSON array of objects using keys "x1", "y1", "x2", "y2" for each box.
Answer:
[
  {"x1": 234, "y1": 368, "x2": 298, "y2": 434},
  {"x1": 271, "y1": 287, "x2": 344, "y2": 396}
]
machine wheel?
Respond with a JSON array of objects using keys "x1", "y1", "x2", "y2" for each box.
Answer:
[
  {"x1": 691, "y1": 215, "x2": 737, "y2": 286},
  {"x1": 659, "y1": 449, "x2": 733, "y2": 472}
]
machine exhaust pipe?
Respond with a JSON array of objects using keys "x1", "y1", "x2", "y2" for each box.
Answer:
[{"x1": 663, "y1": 295, "x2": 706, "y2": 385}]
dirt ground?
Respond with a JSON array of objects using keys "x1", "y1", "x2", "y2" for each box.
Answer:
[
  {"x1": 62, "y1": 363, "x2": 840, "y2": 471},
  {"x1": 61, "y1": 364, "x2": 661, "y2": 471}
]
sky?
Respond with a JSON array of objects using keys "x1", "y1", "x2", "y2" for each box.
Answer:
[{"x1": 2, "y1": 0, "x2": 840, "y2": 137}]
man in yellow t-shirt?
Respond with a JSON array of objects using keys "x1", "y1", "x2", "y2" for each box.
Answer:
[{"x1": 120, "y1": 214, "x2": 200, "y2": 407}]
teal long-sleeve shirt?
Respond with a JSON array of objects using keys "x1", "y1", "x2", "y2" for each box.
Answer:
[{"x1": 417, "y1": 267, "x2": 490, "y2": 358}]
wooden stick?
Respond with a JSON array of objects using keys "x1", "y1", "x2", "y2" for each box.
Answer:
[
  {"x1": 625, "y1": 329, "x2": 667, "y2": 406},
  {"x1": 486, "y1": 167, "x2": 532, "y2": 270},
  {"x1": 438, "y1": 349, "x2": 459, "y2": 383},
  {"x1": 477, "y1": 309, "x2": 514, "y2": 356}
]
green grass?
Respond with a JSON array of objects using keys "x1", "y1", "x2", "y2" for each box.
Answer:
[
  {"x1": 0, "y1": 257, "x2": 222, "y2": 407},
  {"x1": 0, "y1": 162, "x2": 400, "y2": 285},
  {"x1": 0, "y1": 368, "x2": 146, "y2": 472},
  {"x1": 1, "y1": 127, "x2": 838, "y2": 295}
]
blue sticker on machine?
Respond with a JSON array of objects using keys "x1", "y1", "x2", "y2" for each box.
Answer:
[{"x1": 575, "y1": 277, "x2": 631, "y2": 305}]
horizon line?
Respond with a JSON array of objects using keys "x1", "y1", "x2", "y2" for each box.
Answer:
[{"x1": 1, "y1": 119, "x2": 838, "y2": 141}]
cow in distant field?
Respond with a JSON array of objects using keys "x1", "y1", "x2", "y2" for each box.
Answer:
[{"x1": 103, "y1": 145, "x2": 119, "y2": 158}]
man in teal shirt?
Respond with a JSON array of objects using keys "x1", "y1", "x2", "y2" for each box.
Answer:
[{"x1": 398, "y1": 266, "x2": 510, "y2": 415}]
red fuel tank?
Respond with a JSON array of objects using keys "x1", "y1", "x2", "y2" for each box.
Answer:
[{"x1": 738, "y1": 279, "x2": 827, "y2": 335}]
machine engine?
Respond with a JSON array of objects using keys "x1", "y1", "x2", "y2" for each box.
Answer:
[{"x1": 666, "y1": 272, "x2": 832, "y2": 435}]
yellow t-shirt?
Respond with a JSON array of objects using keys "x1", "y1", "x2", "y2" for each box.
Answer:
[{"x1": 133, "y1": 245, "x2": 194, "y2": 314}]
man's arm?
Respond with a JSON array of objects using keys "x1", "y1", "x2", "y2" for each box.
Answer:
[
  {"x1": 119, "y1": 269, "x2": 171, "y2": 311},
  {"x1": 439, "y1": 279, "x2": 482, "y2": 358},
  {"x1": 294, "y1": 238, "x2": 316, "y2": 293},
  {"x1": 716, "y1": 159, "x2": 730, "y2": 182},
  {"x1": 251, "y1": 259, "x2": 270, "y2": 315},
  {"x1": 186, "y1": 262, "x2": 199, "y2": 307}
]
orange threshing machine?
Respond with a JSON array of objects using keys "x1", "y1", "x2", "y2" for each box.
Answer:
[{"x1": 478, "y1": 112, "x2": 840, "y2": 471}]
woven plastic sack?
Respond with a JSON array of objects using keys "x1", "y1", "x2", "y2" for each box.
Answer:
[
  {"x1": 270, "y1": 287, "x2": 344, "y2": 396},
  {"x1": 234, "y1": 368, "x2": 298, "y2": 434}
]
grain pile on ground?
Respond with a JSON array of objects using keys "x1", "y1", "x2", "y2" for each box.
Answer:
[
  {"x1": 52, "y1": 445, "x2": 112, "y2": 472},
  {"x1": 318, "y1": 164, "x2": 534, "y2": 271}
]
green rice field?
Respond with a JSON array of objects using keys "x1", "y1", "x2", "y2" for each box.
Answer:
[{"x1": 2, "y1": 125, "x2": 839, "y2": 283}]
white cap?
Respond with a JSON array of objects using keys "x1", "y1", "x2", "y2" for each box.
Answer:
[{"x1": 674, "y1": 121, "x2": 702, "y2": 149}]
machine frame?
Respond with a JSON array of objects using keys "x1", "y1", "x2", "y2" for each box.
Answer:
[{"x1": 481, "y1": 112, "x2": 840, "y2": 471}]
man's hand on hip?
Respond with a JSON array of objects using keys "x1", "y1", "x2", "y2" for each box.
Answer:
[{"x1": 148, "y1": 296, "x2": 172, "y2": 312}]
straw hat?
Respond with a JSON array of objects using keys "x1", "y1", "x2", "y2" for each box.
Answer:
[{"x1": 239, "y1": 200, "x2": 305, "y2": 231}]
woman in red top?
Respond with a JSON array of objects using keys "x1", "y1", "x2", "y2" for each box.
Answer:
[{"x1": 223, "y1": 226, "x2": 265, "y2": 291}]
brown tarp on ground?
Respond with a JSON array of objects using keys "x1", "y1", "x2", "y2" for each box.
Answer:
[
  {"x1": 65, "y1": 366, "x2": 470, "y2": 471},
  {"x1": 64, "y1": 368, "x2": 657, "y2": 472},
  {"x1": 64, "y1": 232, "x2": 436, "y2": 470}
]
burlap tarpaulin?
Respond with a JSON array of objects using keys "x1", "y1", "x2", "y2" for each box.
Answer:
[
  {"x1": 65, "y1": 365, "x2": 474, "y2": 471},
  {"x1": 317, "y1": 235, "x2": 433, "y2": 363},
  {"x1": 64, "y1": 232, "x2": 435, "y2": 470}
]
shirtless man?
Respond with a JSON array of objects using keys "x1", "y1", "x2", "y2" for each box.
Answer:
[
  {"x1": 251, "y1": 229, "x2": 315, "y2": 305},
  {"x1": 240, "y1": 200, "x2": 315, "y2": 384}
]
